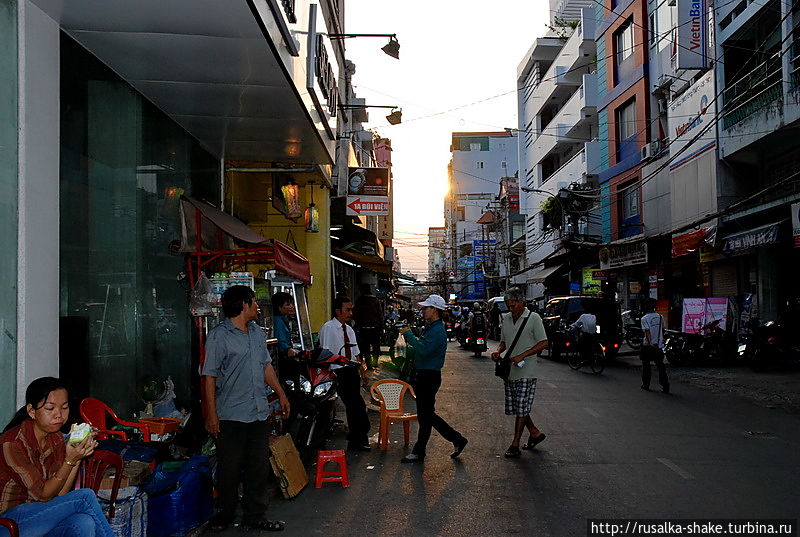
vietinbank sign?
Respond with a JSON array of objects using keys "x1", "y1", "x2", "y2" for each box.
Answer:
[
  {"x1": 677, "y1": 0, "x2": 709, "y2": 69},
  {"x1": 667, "y1": 71, "x2": 716, "y2": 170}
]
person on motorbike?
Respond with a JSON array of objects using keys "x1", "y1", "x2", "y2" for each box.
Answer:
[
  {"x1": 469, "y1": 302, "x2": 487, "y2": 342},
  {"x1": 570, "y1": 307, "x2": 597, "y2": 363}
]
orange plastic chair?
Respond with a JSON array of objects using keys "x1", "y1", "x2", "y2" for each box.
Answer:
[
  {"x1": 82, "y1": 450, "x2": 124, "y2": 519},
  {"x1": 80, "y1": 398, "x2": 151, "y2": 442},
  {"x1": 369, "y1": 379, "x2": 417, "y2": 450},
  {"x1": 0, "y1": 517, "x2": 19, "y2": 537}
]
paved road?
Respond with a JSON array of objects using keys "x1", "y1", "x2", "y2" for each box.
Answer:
[{"x1": 232, "y1": 342, "x2": 800, "y2": 536}]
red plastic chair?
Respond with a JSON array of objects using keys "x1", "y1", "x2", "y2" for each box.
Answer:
[
  {"x1": 80, "y1": 398, "x2": 151, "y2": 442},
  {"x1": 81, "y1": 450, "x2": 124, "y2": 519},
  {"x1": 0, "y1": 518, "x2": 19, "y2": 537}
]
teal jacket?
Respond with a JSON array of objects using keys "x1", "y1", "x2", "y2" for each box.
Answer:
[{"x1": 404, "y1": 320, "x2": 447, "y2": 371}]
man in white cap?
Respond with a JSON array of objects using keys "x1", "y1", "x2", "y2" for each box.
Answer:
[{"x1": 400, "y1": 294, "x2": 468, "y2": 463}]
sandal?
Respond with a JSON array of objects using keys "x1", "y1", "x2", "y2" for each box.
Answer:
[
  {"x1": 521, "y1": 433, "x2": 547, "y2": 450},
  {"x1": 243, "y1": 519, "x2": 286, "y2": 532},
  {"x1": 504, "y1": 445, "x2": 521, "y2": 458}
]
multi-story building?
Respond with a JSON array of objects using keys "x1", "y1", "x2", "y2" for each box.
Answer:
[
  {"x1": 0, "y1": 0, "x2": 376, "y2": 418},
  {"x1": 517, "y1": 7, "x2": 600, "y2": 301},
  {"x1": 427, "y1": 226, "x2": 447, "y2": 285},
  {"x1": 444, "y1": 131, "x2": 518, "y2": 302}
]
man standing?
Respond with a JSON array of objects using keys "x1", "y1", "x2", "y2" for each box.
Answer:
[
  {"x1": 202, "y1": 285, "x2": 289, "y2": 532},
  {"x1": 640, "y1": 298, "x2": 669, "y2": 394},
  {"x1": 319, "y1": 296, "x2": 372, "y2": 451},
  {"x1": 491, "y1": 287, "x2": 549, "y2": 458},
  {"x1": 354, "y1": 284, "x2": 384, "y2": 370}
]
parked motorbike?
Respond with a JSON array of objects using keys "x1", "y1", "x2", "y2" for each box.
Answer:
[
  {"x1": 281, "y1": 347, "x2": 358, "y2": 460},
  {"x1": 664, "y1": 319, "x2": 732, "y2": 365},
  {"x1": 740, "y1": 318, "x2": 800, "y2": 371},
  {"x1": 621, "y1": 310, "x2": 643, "y2": 350}
]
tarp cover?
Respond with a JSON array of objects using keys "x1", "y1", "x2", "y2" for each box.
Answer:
[
  {"x1": 180, "y1": 196, "x2": 268, "y2": 251},
  {"x1": 529, "y1": 264, "x2": 565, "y2": 283}
]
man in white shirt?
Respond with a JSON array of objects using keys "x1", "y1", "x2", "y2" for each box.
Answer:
[
  {"x1": 570, "y1": 310, "x2": 598, "y2": 364},
  {"x1": 640, "y1": 298, "x2": 670, "y2": 394},
  {"x1": 319, "y1": 296, "x2": 371, "y2": 451}
]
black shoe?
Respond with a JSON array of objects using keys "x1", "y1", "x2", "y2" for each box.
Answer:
[
  {"x1": 348, "y1": 442, "x2": 371, "y2": 452},
  {"x1": 641, "y1": 385, "x2": 651, "y2": 391},
  {"x1": 451, "y1": 438, "x2": 468, "y2": 458},
  {"x1": 401, "y1": 453, "x2": 424, "y2": 463}
]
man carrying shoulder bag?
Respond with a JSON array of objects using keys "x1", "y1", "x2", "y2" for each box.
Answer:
[{"x1": 491, "y1": 287, "x2": 549, "y2": 458}]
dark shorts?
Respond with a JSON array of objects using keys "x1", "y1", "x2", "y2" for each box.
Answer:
[{"x1": 504, "y1": 378, "x2": 537, "y2": 416}]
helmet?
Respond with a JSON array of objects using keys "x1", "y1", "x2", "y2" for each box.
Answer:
[{"x1": 473, "y1": 302, "x2": 481, "y2": 311}]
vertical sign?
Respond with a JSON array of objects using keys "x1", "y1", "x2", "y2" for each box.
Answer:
[
  {"x1": 792, "y1": 202, "x2": 800, "y2": 247},
  {"x1": 676, "y1": 0, "x2": 708, "y2": 69}
]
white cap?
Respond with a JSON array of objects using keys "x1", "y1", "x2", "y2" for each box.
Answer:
[{"x1": 418, "y1": 294, "x2": 447, "y2": 310}]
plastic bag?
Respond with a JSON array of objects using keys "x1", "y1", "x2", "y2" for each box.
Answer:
[
  {"x1": 189, "y1": 273, "x2": 215, "y2": 316},
  {"x1": 144, "y1": 455, "x2": 213, "y2": 537},
  {"x1": 394, "y1": 333, "x2": 407, "y2": 360}
]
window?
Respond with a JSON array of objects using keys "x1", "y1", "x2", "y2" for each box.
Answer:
[
  {"x1": 476, "y1": 161, "x2": 485, "y2": 169},
  {"x1": 615, "y1": 21, "x2": 634, "y2": 64},
  {"x1": 469, "y1": 143, "x2": 481, "y2": 151},
  {"x1": 456, "y1": 206, "x2": 466, "y2": 221},
  {"x1": 649, "y1": 12, "x2": 658, "y2": 47},
  {"x1": 501, "y1": 160, "x2": 507, "y2": 169},
  {"x1": 620, "y1": 182, "x2": 640, "y2": 219},
  {"x1": 617, "y1": 99, "x2": 637, "y2": 141}
]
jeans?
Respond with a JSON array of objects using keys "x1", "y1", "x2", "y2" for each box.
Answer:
[
  {"x1": 1, "y1": 488, "x2": 114, "y2": 537},
  {"x1": 641, "y1": 345, "x2": 669, "y2": 391},
  {"x1": 215, "y1": 420, "x2": 271, "y2": 524},
  {"x1": 412, "y1": 370, "x2": 464, "y2": 457}
]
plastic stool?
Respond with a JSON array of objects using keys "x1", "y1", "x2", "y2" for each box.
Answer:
[{"x1": 314, "y1": 450, "x2": 349, "y2": 488}]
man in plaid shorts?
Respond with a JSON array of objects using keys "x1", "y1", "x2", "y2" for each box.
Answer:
[{"x1": 491, "y1": 287, "x2": 549, "y2": 458}]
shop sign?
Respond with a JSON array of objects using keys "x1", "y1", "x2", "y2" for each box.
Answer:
[
  {"x1": 671, "y1": 227, "x2": 713, "y2": 257},
  {"x1": 682, "y1": 297, "x2": 729, "y2": 333},
  {"x1": 722, "y1": 222, "x2": 781, "y2": 254},
  {"x1": 668, "y1": 71, "x2": 715, "y2": 169},
  {"x1": 582, "y1": 268, "x2": 601, "y2": 295},
  {"x1": 598, "y1": 241, "x2": 648, "y2": 270},
  {"x1": 629, "y1": 282, "x2": 642, "y2": 294},
  {"x1": 792, "y1": 202, "x2": 800, "y2": 247},
  {"x1": 306, "y1": 4, "x2": 339, "y2": 139},
  {"x1": 676, "y1": 0, "x2": 709, "y2": 69},
  {"x1": 346, "y1": 196, "x2": 389, "y2": 216},
  {"x1": 508, "y1": 194, "x2": 520, "y2": 212},
  {"x1": 592, "y1": 270, "x2": 610, "y2": 280},
  {"x1": 648, "y1": 271, "x2": 658, "y2": 300},
  {"x1": 266, "y1": 0, "x2": 300, "y2": 56},
  {"x1": 347, "y1": 167, "x2": 389, "y2": 197}
]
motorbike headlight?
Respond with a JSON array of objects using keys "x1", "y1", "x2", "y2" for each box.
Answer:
[
  {"x1": 284, "y1": 379, "x2": 295, "y2": 390},
  {"x1": 313, "y1": 380, "x2": 334, "y2": 398},
  {"x1": 738, "y1": 344, "x2": 747, "y2": 355},
  {"x1": 299, "y1": 376, "x2": 312, "y2": 394}
]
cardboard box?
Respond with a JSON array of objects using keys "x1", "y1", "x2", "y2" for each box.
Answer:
[{"x1": 99, "y1": 473, "x2": 129, "y2": 490}]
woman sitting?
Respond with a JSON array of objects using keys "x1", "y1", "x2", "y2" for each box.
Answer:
[{"x1": 0, "y1": 377, "x2": 114, "y2": 537}]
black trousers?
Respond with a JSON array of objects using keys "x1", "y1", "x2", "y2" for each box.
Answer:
[
  {"x1": 215, "y1": 419, "x2": 270, "y2": 524},
  {"x1": 412, "y1": 369, "x2": 464, "y2": 456},
  {"x1": 357, "y1": 327, "x2": 382, "y2": 366},
  {"x1": 336, "y1": 366, "x2": 370, "y2": 444},
  {"x1": 640, "y1": 345, "x2": 669, "y2": 390}
]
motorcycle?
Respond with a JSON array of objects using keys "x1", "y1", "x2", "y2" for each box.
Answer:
[
  {"x1": 664, "y1": 319, "x2": 730, "y2": 365},
  {"x1": 281, "y1": 347, "x2": 358, "y2": 460},
  {"x1": 741, "y1": 318, "x2": 800, "y2": 371},
  {"x1": 445, "y1": 320, "x2": 454, "y2": 341},
  {"x1": 621, "y1": 310, "x2": 644, "y2": 350},
  {"x1": 471, "y1": 314, "x2": 488, "y2": 357}
]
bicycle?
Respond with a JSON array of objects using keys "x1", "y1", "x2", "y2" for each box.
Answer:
[{"x1": 566, "y1": 333, "x2": 606, "y2": 374}]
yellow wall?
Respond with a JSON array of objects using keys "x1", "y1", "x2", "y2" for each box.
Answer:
[{"x1": 225, "y1": 163, "x2": 332, "y2": 334}]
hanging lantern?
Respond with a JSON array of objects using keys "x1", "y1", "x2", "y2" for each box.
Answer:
[
  {"x1": 281, "y1": 182, "x2": 302, "y2": 219},
  {"x1": 304, "y1": 182, "x2": 319, "y2": 232}
]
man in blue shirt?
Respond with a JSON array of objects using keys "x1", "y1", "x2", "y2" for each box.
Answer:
[{"x1": 202, "y1": 285, "x2": 289, "y2": 532}]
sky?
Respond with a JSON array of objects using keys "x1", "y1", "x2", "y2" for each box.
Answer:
[{"x1": 344, "y1": 0, "x2": 550, "y2": 277}]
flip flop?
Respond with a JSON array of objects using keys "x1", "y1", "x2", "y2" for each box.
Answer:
[
  {"x1": 504, "y1": 445, "x2": 521, "y2": 458},
  {"x1": 521, "y1": 433, "x2": 547, "y2": 450}
]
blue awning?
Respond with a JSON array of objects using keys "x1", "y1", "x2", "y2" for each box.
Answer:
[{"x1": 722, "y1": 222, "x2": 782, "y2": 254}]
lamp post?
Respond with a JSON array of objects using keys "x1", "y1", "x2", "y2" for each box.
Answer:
[
  {"x1": 339, "y1": 104, "x2": 402, "y2": 125},
  {"x1": 327, "y1": 33, "x2": 400, "y2": 59}
]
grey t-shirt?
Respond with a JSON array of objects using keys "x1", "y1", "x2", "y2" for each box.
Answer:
[
  {"x1": 640, "y1": 312, "x2": 665, "y2": 349},
  {"x1": 201, "y1": 319, "x2": 272, "y2": 422}
]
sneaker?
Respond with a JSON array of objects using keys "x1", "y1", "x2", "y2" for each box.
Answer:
[
  {"x1": 450, "y1": 438, "x2": 468, "y2": 458},
  {"x1": 401, "y1": 453, "x2": 424, "y2": 463}
]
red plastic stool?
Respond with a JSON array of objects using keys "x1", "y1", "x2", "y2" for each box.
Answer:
[{"x1": 314, "y1": 450, "x2": 349, "y2": 488}]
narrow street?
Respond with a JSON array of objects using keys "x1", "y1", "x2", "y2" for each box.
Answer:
[{"x1": 248, "y1": 343, "x2": 800, "y2": 537}]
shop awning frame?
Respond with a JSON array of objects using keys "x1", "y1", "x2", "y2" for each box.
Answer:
[
  {"x1": 331, "y1": 249, "x2": 392, "y2": 276},
  {"x1": 528, "y1": 264, "x2": 566, "y2": 283}
]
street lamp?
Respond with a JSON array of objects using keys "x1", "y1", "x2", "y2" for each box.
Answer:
[
  {"x1": 339, "y1": 104, "x2": 402, "y2": 125},
  {"x1": 327, "y1": 33, "x2": 400, "y2": 59}
]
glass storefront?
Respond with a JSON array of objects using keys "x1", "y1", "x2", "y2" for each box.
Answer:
[
  {"x1": 0, "y1": 0, "x2": 17, "y2": 422},
  {"x1": 59, "y1": 34, "x2": 219, "y2": 415}
]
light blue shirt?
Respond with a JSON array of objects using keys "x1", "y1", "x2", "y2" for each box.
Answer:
[{"x1": 201, "y1": 319, "x2": 272, "y2": 422}]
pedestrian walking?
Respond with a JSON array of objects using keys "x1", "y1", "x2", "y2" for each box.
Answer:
[
  {"x1": 354, "y1": 284, "x2": 384, "y2": 370},
  {"x1": 319, "y1": 296, "x2": 372, "y2": 451},
  {"x1": 640, "y1": 298, "x2": 670, "y2": 394},
  {"x1": 400, "y1": 295, "x2": 468, "y2": 464},
  {"x1": 202, "y1": 285, "x2": 289, "y2": 532},
  {"x1": 491, "y1": 287, "x2": 549, "y2": 458}
]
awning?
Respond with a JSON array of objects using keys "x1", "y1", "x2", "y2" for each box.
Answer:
[
  {"x1": 332, "y1": 249, "x2": 393, "y2": 276},
  {"x1": 722, "y1": 222, "x2": 782, "y2": 254},
  {"x1": 671, "y1": 227, "x2": 715, "y2": 257},
  {"x1": 529, "y1": 264, "x2": 565, "y2": 283}
]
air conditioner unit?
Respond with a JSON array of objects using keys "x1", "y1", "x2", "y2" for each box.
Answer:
[
  {"x1": 641, "y1": 144, "x2": 654, "y2": 162},
  {"x1": 657, "y1": 98, "x2": 668, "y2": 115}
]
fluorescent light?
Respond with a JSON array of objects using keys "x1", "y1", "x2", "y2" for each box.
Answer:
[{"x1": 331, "y1": 255, "x2": 360, "y2": 268}]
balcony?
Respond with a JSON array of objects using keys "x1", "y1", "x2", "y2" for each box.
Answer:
[
  {"x1": 722, "y1": 53, "x2": 782, "y2": 130},
  {"x1": 533, "y1": 75, "x2": 597, "y2": 165},
  {"x1": 545, "y1": 142, "x2": 602, "y2": 186}
]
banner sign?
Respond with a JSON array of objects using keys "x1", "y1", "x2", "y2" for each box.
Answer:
[
  {"x1": 582, "y1": 268, "x2": 601, "y2": 295},
  {"x1": 592, "y1": 270, "x2": 611, "y2": 280},
  {"x1": 671, "y1": 226, "x2": 715, "y2": 257},
  {"x1": 598, "y1": 241, "x2": 648, "y2": 270},
  {"x1": 668, "y1": 71, "x2": 715, "y2": 169},
  {"x1": 792, "y1": 202, "x2": 800, "y2": 247},
  {"x1": 456, "y1": 256, "x2": 485, "y2": 300},
  {"x1": 346, "y1": 196, "x2": 389, "y2": 216},
  {"x1": 347, "y1": 167, "x2": 390, "y2": 197},
  {"x1": 682, "y1": 297, "x2": 729, "y2": 334},
  {"x1": 306, "y1": 4, "x2": 339, "y2": 139},
  {"x1": 676, "y1": 0, "x2": 709, "y2": 69},
  {"x1": 722, "y1": 222, "x2": 781, "y2": 254}
]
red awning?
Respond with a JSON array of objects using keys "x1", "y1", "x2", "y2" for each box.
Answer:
[{"x1": 672, "y1": 227, "x2": 715, "y2": 257}]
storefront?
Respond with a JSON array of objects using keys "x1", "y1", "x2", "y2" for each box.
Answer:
[{"x1": 0, "y1": 0, "x2": 18, "y2": 421}]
